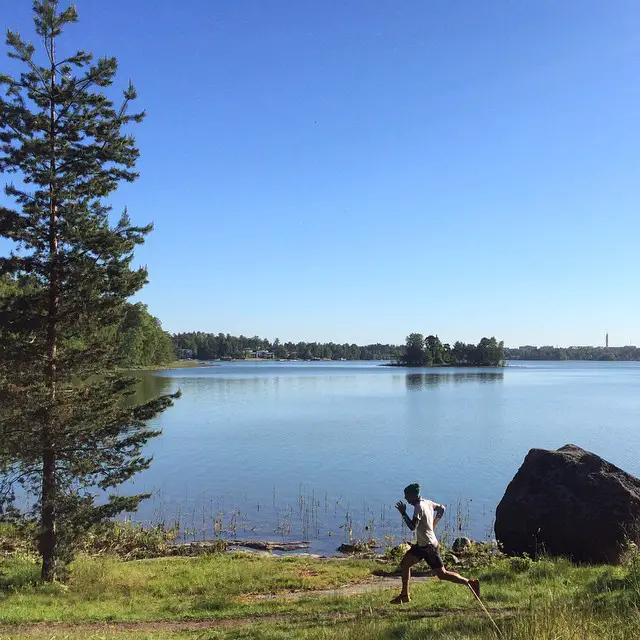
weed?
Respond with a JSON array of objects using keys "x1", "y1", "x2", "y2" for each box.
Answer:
[{"x1": 509, "y1": 555, "x2": 533, "y2": 573}]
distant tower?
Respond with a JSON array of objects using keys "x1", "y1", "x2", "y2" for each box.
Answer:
[{"x1": 606, "y1": 333, "x2": 609, "y2": 348}]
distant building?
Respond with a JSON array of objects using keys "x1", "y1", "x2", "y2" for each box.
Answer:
[
  {"x1": 243, "y1": 348, "x2": 275, "y2": 359},
  {"x1": 606, "y1": 333, "x2": 609, "y2": 348}
]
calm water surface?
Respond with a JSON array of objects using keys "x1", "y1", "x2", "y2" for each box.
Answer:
[{"x1": 125, "y1": 361, "x2": 640, "y2": 553}]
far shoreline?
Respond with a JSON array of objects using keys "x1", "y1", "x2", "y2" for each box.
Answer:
[
  {"x1": 146, "y1": 359, "x2": 511, "y2": 372},
  {"x1": 126, "y1": 360, "x2": 221, "y2": 373}
]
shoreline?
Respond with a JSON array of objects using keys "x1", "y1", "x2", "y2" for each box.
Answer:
[{"x1": 126, "y1": 361, "x2": 221, "y2": 373}]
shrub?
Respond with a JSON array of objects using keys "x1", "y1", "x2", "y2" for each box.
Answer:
[
  {"x1": 509, "y1": 554, "x2": 534, "y2": 573},
  {"x1": 77, "y1": 520, "x2": 179, "y2": 560}
]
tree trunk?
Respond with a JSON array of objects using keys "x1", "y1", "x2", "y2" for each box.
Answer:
[
  {"x1": 40, "y1": 448, "x2": 56, "y2": 580},
  {"x1": 41, "y1": 20, "x2": 59, "y2": 582}
]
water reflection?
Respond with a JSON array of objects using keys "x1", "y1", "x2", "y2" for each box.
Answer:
[
  {"x1": 127, "y1": 372, "x2": 175, "y2": 406},
  {"x1": 405, "y1": 371, "x2": 504, "y2": 390}
]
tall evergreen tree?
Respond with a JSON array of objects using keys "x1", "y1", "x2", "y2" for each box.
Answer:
[{"x1": 0, "y1": 1, "x2": 178, "y2": 580}]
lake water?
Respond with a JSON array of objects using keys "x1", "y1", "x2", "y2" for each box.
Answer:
[{"x1": 125, "y1": 361, "x2": 640, "y2": 554}]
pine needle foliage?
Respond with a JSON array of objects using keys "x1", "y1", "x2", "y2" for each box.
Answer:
[{"x1": 0, "y1": 1, "x2": 179, "y2": 581}]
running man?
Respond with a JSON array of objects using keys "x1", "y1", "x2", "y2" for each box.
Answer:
[{"x1": 391, "y1": 482, "x2": 480, "y2": 603}]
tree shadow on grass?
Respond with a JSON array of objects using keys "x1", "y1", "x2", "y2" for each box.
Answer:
[
  {"x1": 372, "y1": 569, "x2": 433, "y2": 578},
  {"x1": 583, "y1": 568, "x2": 640, "y2": 613}
]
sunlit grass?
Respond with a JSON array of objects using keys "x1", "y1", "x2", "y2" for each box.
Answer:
[
  {"x1": 0, "y1": 552, "x2": 639, "y2": 638},
  {"x1": 0, "y1": 553, "x2": 380, "y2": 623}
]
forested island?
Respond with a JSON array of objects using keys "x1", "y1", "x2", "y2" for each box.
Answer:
[{"x1": 397, "y1": 333, "x2": 505, "y2": 367}]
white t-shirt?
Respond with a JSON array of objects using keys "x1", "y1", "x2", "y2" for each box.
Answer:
[{"x1": 414, "y1": 498, "x2": 440, "y2": 547}]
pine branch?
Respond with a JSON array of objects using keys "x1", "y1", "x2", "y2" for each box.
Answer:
[{"x1": 6, "y1": 31, "x2": 50, "y2": 95}]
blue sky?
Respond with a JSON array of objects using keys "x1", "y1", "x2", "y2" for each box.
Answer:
[{"x1": 2, "y1": 1, "x2": 640, "y2": 347}]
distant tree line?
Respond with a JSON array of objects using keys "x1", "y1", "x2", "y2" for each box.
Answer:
[
  {"x1": 401, "y1": 334, "x2": 505, "y2": 367},
  {"x1": 172, "y1": 331, "x2": 505, "y2": 366},
  {"x1": 172, "y1": 332, "x2": 403, "y2": 361},
  {"x1": 506, "y1": 345, "x2": 640, "y2": 361}
]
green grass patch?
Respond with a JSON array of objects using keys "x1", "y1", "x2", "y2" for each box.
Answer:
[
  {"x1": 0, "y1": 553, "x2": 379, "y2": 623},
  {"x1": 0, "y1": 552, "x2": 639, "y2": 638}
]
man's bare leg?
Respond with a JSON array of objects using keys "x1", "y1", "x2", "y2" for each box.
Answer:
[
  {"x1": 390, "y1": 552, "x2": 421, "y2": 603},
  {"x1": 435, "y1": 567, "x2": 480, "y2": 597}
]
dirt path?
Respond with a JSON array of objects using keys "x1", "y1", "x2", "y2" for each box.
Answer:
[
  {"x1": 0, "y1": 608, "x2": 513, "y2": 635},
  {"x1": 250, "y1": 574, "x2": 432, "y2": 600}
]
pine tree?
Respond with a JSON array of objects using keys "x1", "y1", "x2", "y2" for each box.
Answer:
[{"x1": 0, "y1": 1, "x2": 178, "y2": 580}]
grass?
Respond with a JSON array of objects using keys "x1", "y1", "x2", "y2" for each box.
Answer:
[
  {"x1": 0, "y1": 551, "x2": 639, "y2": 638},
  {"x1": 0, "y1": 553, "x2": 380, "y2": 623}
]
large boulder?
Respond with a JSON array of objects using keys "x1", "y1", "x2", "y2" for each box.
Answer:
[{"x1": 495, "y1": 444, "x2": 640, "y2": 564}]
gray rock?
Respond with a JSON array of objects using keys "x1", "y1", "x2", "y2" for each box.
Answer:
[
  {"x1": 452, "y1": 537, "x2": 473, "y2": 553},
  {"x1": 231, "y1": 540, "x2": 310, "y2": 551},
  {"x1": 495, "y1": 444, "x2": 640, "y2": 564}
]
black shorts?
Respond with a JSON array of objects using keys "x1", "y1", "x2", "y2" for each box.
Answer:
[{"x1": 408, "y1": 543, "x2": 444, "y2": 570}]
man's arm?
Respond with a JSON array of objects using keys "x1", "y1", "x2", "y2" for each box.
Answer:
[
  {"x1": 395, "y1": 501, "x2": 417, "y2": 531},
  {"x1": 433, "y1": 502, "x2": 446, "y2": 528}
]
